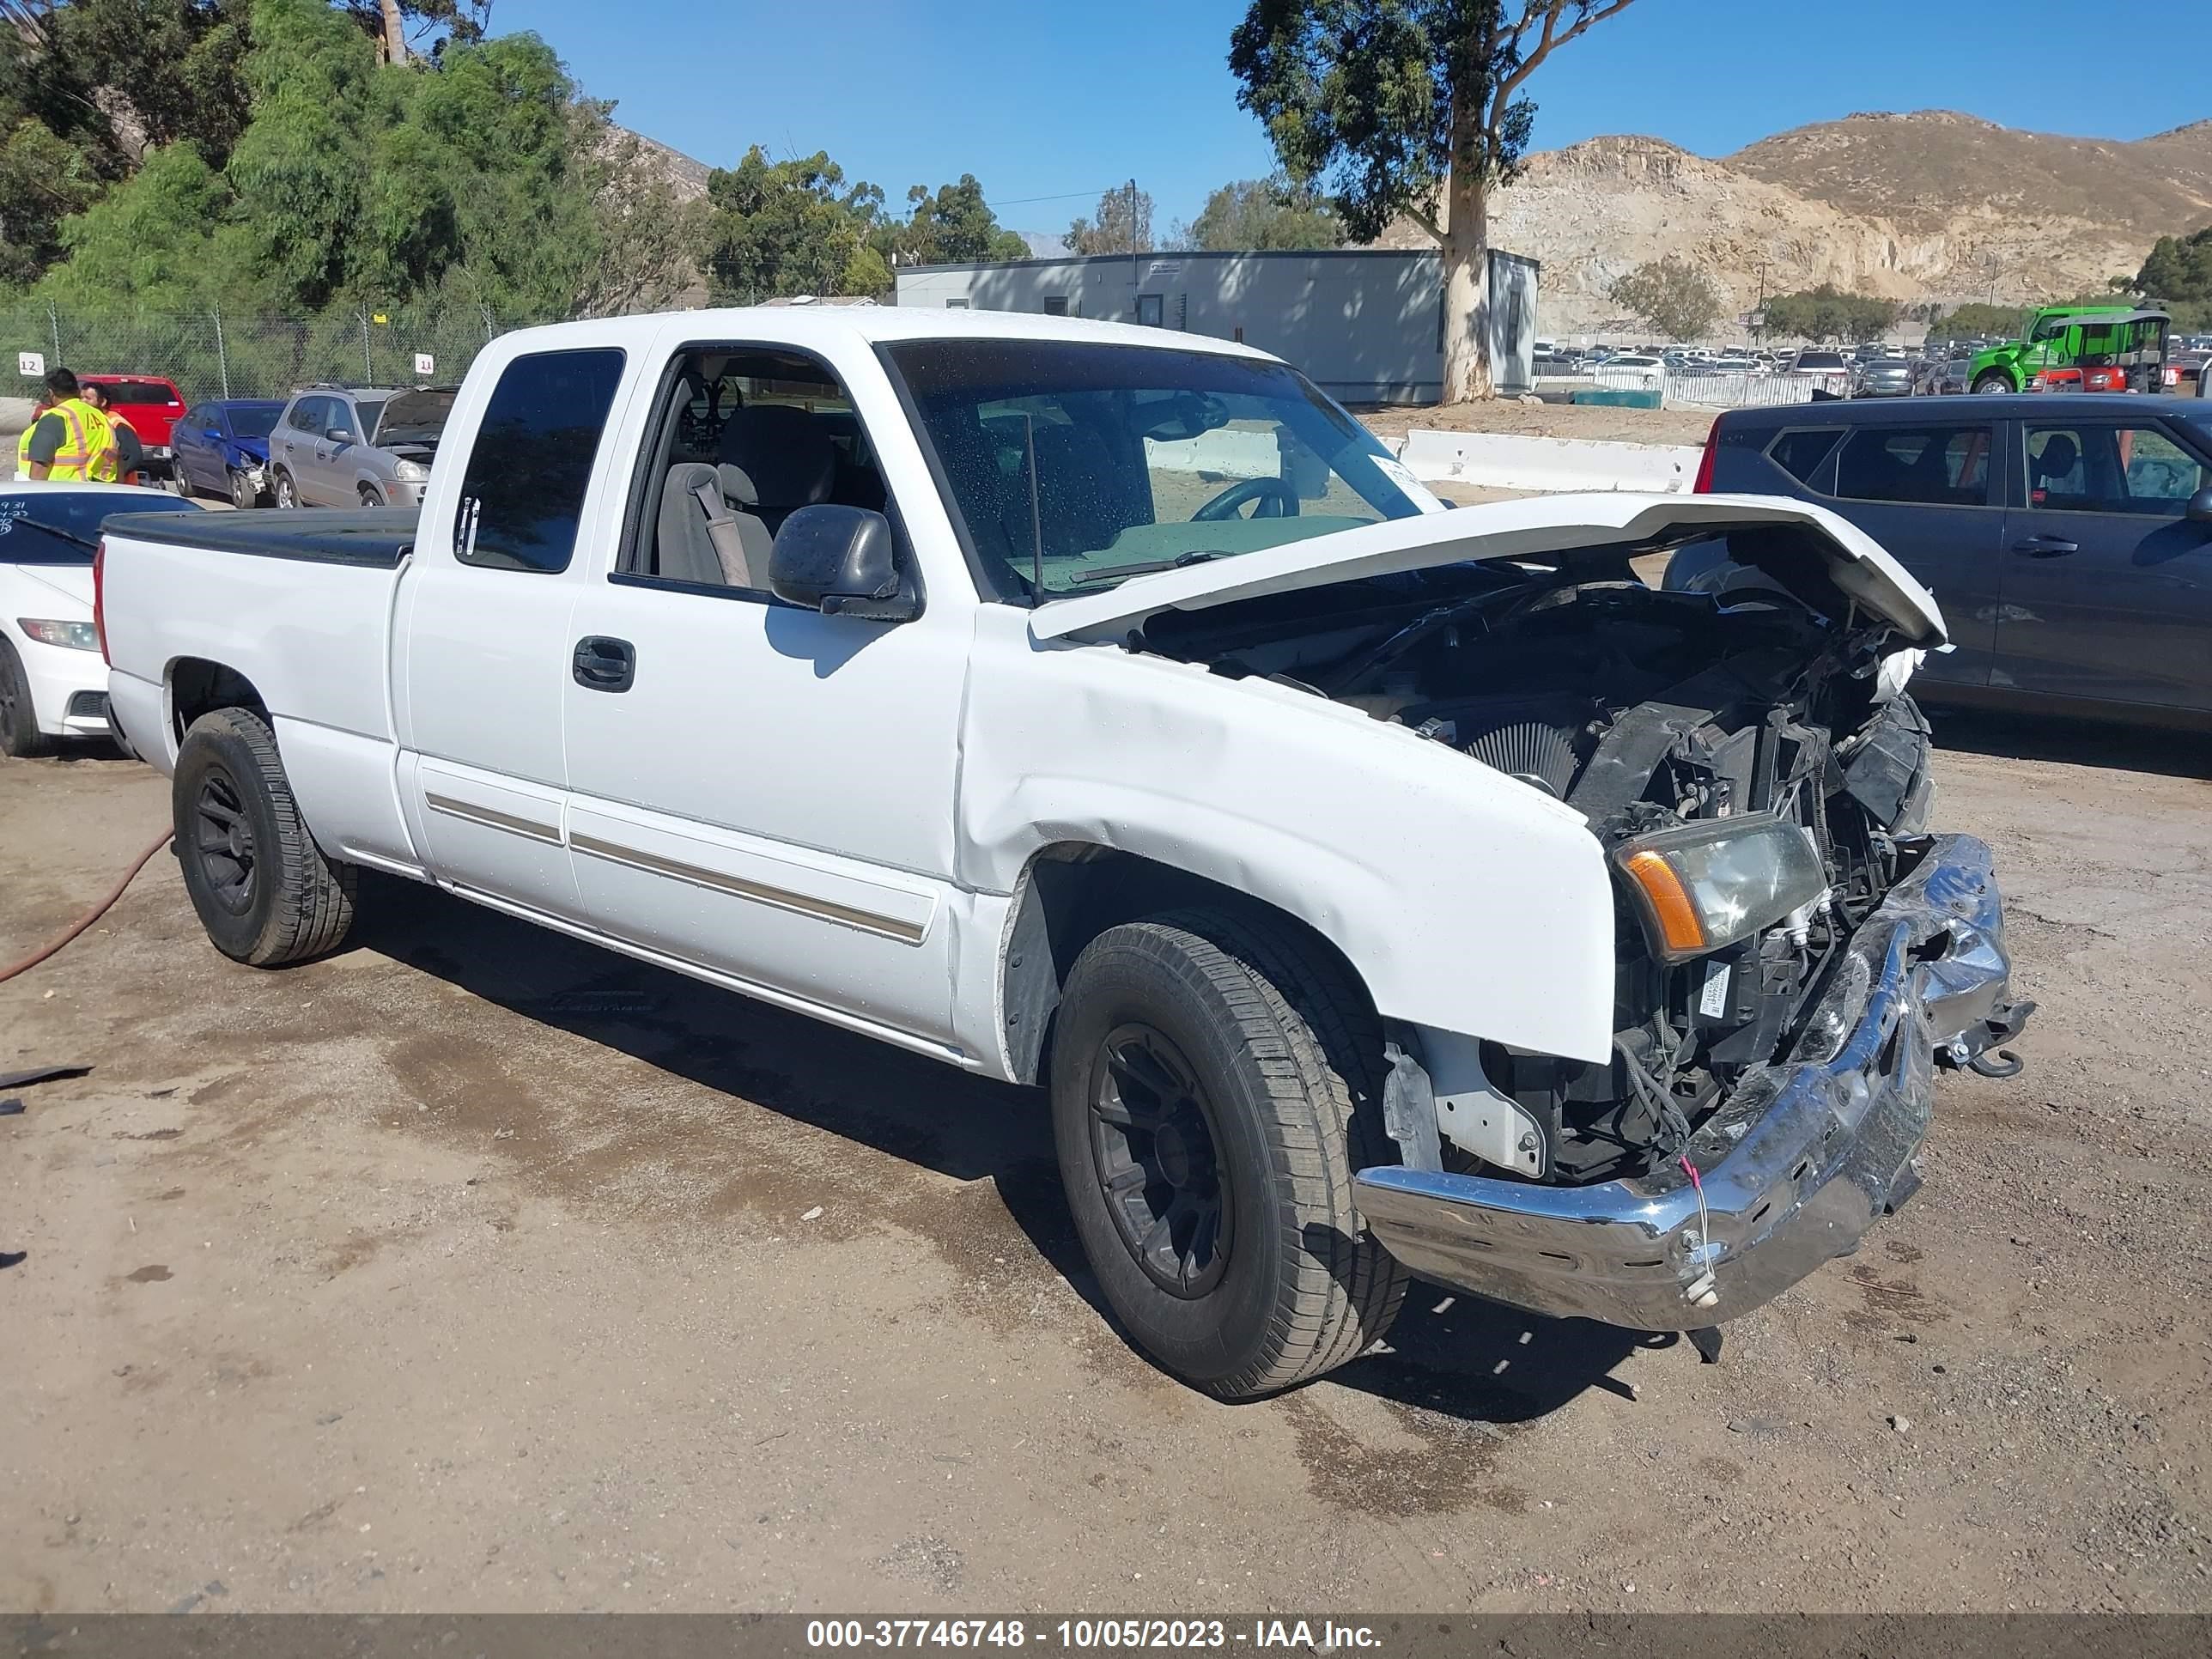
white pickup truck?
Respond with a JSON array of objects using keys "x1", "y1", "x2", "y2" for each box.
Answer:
[{"x1": 94, "y1": 307, "x2": 2028, "y2": 1397}]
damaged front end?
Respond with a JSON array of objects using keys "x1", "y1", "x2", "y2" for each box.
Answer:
[
  {"x1": 1356, "y1": 834, "x2": 2025, "y2": 1328},
  {"x1": 1124, "y1": 507, "x2": 2030, "y2": 1329}
]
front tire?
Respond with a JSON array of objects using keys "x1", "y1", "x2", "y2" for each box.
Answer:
[
  {"x1": 0, "y1": 640, "x2": 55, "y2": 758},
  {"x1": 172, "y1": 708, "x2": 356, "y2": 965},
  {"x1": 1971, "y1": 371, "x2": 2014, "y2": 395},
  {"x1": 1050, "y1": 908, "x2": 1407, "y2": 1399},
  {"x1": 229, "y1": 469, "x2": 259, "y2": 510}
]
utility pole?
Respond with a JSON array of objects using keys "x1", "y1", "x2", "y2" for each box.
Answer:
[{"x1": 1127, "y1": 178, "x2": 1140, "y2": 321}]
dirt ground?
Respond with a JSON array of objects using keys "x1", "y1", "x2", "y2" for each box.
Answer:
[
  {"x1": 2, "y1": 714, "x2": 2209, "y2": 1617},
  {"x1": 1358, "y1": 399, "x2": 1719, "y2": 449}
]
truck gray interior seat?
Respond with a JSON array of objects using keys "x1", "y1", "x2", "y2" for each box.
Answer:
[{"x1": 656, "y1": 461, "x2": 753, "y2": 587}]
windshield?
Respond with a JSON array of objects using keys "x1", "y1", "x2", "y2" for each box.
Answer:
[
  {"x1": 227, "y1": 404, "x2": 283, "y2": 439},
  {"x1": 373, "y1": 388, "x2": 456, "y2": 444},
  {"x1": 0, "y1": 490, "x2": 199, "y2": 564},
  {"x1": 884, "y1": 338, "x2": 1433, "y2": 602}
]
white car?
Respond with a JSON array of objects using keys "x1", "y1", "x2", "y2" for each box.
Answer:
[
  {"x1": 1601, "y1": 352, "x2": 1668, "y2": 386},
  {"x1": 1, "y1": 482, "x2": 200, "y2": 757},
  {"x1": 95, "y1": 307, "x2": 2027, "y2": 1400}
]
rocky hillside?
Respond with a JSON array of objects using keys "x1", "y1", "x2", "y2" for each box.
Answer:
[{"x1": 1395, "y1": 112, "x2": 2212, "y2": 336}]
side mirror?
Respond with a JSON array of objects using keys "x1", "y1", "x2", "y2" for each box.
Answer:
[
  {"x1": 2186, "y1": 487, "x2": 2212, "y2": 526},
  {"x1": 327, "y1": 428, "x2": 351, "y2": 443},
  {"x1": 769, "y1": 505, "x2": 918, "y2": 622}
]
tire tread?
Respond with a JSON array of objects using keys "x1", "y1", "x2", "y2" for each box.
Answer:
[
  {"x1": 1106, "y1": 908, "x2": 1407, "y2": 1397},
  {"x1": 178, "y1": 708, "x2": 356, "y2": 964}
]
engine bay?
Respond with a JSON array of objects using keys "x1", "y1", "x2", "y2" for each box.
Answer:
[{"x1": 1139, "y1": 551, "x2": 1936, "y2": 1185}]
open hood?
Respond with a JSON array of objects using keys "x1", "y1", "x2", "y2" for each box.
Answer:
[
  {"x1": 370, "y1": 386, "x2": 457, "y2": 446},
  {"x1": 1027, "y1": 492, "x2": 1947, "y2": 648}
]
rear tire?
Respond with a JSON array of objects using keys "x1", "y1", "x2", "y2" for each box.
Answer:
[
  {"x1": 272, "y1": 469, "x2": 297, "y2": 509},
  {"x1": 0, "y1": 640, "x2": 55, "y2": 758},
  {"x1": 172, "y1": 708, "x2": 356, "y2": 965},
  {"x1": 1050, "y1": 908, "x2": 1407, "y2": 1399}
]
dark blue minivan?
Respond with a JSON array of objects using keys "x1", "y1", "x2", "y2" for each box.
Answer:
[{"x1": 1674, "y1": 394, "x2": 2212, "y2": 727}]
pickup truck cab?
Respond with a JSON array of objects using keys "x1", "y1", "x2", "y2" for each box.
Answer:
[{"x1": 96, "y1": 307, "x2": 2027, "y2": 1397}]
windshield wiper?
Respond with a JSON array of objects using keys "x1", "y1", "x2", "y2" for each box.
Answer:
[
  {"x1": 7, "y1": 518, "x2": 100, "y2": 552},
  {"x1": 1066, "y1": 549, "x2": 1230, "y2": 586}
]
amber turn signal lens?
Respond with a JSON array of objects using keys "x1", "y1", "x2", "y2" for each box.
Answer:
[{"x1": 1620, "y1": 848, "x2": 1709, "y2": 957}]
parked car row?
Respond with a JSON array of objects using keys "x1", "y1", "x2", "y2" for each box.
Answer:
[{"x1": 167, "y1": 384, "x2": 457, "y2": 508}]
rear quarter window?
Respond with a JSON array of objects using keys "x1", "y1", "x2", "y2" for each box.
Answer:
[
  {"x1": 455, "y1": 348, "x2": 627, "y2": 574},
  {"x1": 1764, "y1": 427, "x2": 1842, "y2": 486}
]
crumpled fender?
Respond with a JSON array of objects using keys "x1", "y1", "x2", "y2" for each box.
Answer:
[{"x1": 956, "y1": 608, "x2": 1617, "y2": 1065}]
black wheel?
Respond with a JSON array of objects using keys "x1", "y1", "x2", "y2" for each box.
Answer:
[
  {"x1": 1050, "y1": 908, "x2": 1407, "y2": 1398},
  {"x1": 172, "y1": 708, "x2": 356, "y2": 965},
  {"x1": 229, "y1": 469, "x2": 258, "y2": 509},
  {"x1": 0, "y1": 639, "x2": 55, "y2": 758},
  {"x1": 1971, "y1": 371, "x2": 2013, "y2": 395},
  {"x1": 272, "y1": 469, "x2": 297, "y2": 509}
]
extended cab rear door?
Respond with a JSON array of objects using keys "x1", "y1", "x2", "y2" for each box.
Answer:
[{"x1": 392, "y1": 343, "x2": 638, "y2": 920}]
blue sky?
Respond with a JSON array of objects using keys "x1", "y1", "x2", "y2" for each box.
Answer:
[{"x1": 512, "y1": 0, "x2": 2212, "y2": 234}]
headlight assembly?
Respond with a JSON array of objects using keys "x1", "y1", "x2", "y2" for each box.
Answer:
[
  {"x1": 392, "y1": 459, "x2": 428, "y2": 482},
  {"x1": 1614, "y1": 813, "x2": 1828, "y2": 963},
  {"x1": 16, "y1": 617, "x2": 100, "y2": 652}
]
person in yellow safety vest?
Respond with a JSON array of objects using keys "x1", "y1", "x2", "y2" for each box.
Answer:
[
  {"x1": 22, "y1": 368, "x2": 119, "y2": 483},
  {"x1": 78, "y1": 380, "x2": 143, "y2": 485},
  {"x1": 15, "y1": 393, "x2": 50, "y2": 477}
]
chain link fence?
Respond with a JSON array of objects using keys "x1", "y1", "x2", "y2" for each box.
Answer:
[{"x1": 1, "y1": 303, "x2": 545, "y2": 410}]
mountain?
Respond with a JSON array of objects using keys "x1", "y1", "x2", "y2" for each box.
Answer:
[{"x1": 1400, "y1": 112, "x2": 2212, "y2": 335}]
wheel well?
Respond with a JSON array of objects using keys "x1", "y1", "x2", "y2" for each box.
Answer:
[
  {"x1": 169, "y1": 658, "x2": 269, "y2": 744},
  {"x1": 1000, "y1": 844, "x2": 1374, "y2": 1086}
]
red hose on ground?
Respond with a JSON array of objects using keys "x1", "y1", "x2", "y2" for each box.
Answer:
[{"x1": 0, "y1": 826, "x2": 174, "y2": 984}]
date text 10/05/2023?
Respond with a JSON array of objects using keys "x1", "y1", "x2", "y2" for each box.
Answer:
[{"x1": 805, "y1": 1620, "x2": 1382, "y2": 1651}]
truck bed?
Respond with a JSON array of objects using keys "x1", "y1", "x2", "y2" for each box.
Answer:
[{"x1": 102, "y1": 507, "x2": 416, "y2": 568}]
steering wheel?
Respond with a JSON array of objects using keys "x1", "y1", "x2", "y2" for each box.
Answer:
[{"x1": 1192, "y1": 477, "x2": 1300, "y2": 522}]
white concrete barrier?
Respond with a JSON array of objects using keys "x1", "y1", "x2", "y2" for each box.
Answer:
[
  {"x1": 1146, "y1": 428, "x2": 1283, "y2": 477},
  {"x1": 1392, "y1": 428, "x2": 1703, "y2": 495}
]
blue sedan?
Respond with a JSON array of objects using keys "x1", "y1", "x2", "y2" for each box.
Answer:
[{"x1": 171, "y1": 399, "x2": 287, "y2": 508}]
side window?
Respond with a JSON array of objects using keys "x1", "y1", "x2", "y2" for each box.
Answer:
[
  {"x1": 1765, "y1": 428, "x2": 1842, "y2": 487},
  {"x1": 454, "y1": 348, "x2": 626, "y2": 574},
  {"x1": 2027, "y1": 424, "x2": 2209, "y2": 514},
  {"x1": 621, "y1": 345, "x2": 899, "y2": 599},
  {"x1": 1833, "y1": 424, "x2": 1991, "y2": 507},
  {"x1": 287, "y1": 398, "x2": 319, "y2": 433}
]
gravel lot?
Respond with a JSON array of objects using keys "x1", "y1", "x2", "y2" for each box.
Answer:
[{"x1": 2, "y1": 712, "x2": 2208, "y2": 1617}]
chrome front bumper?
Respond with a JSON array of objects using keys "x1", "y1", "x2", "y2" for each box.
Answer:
[{"x1": 1354, "y1": 835, "x2": 2019, "y2": 1331}]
